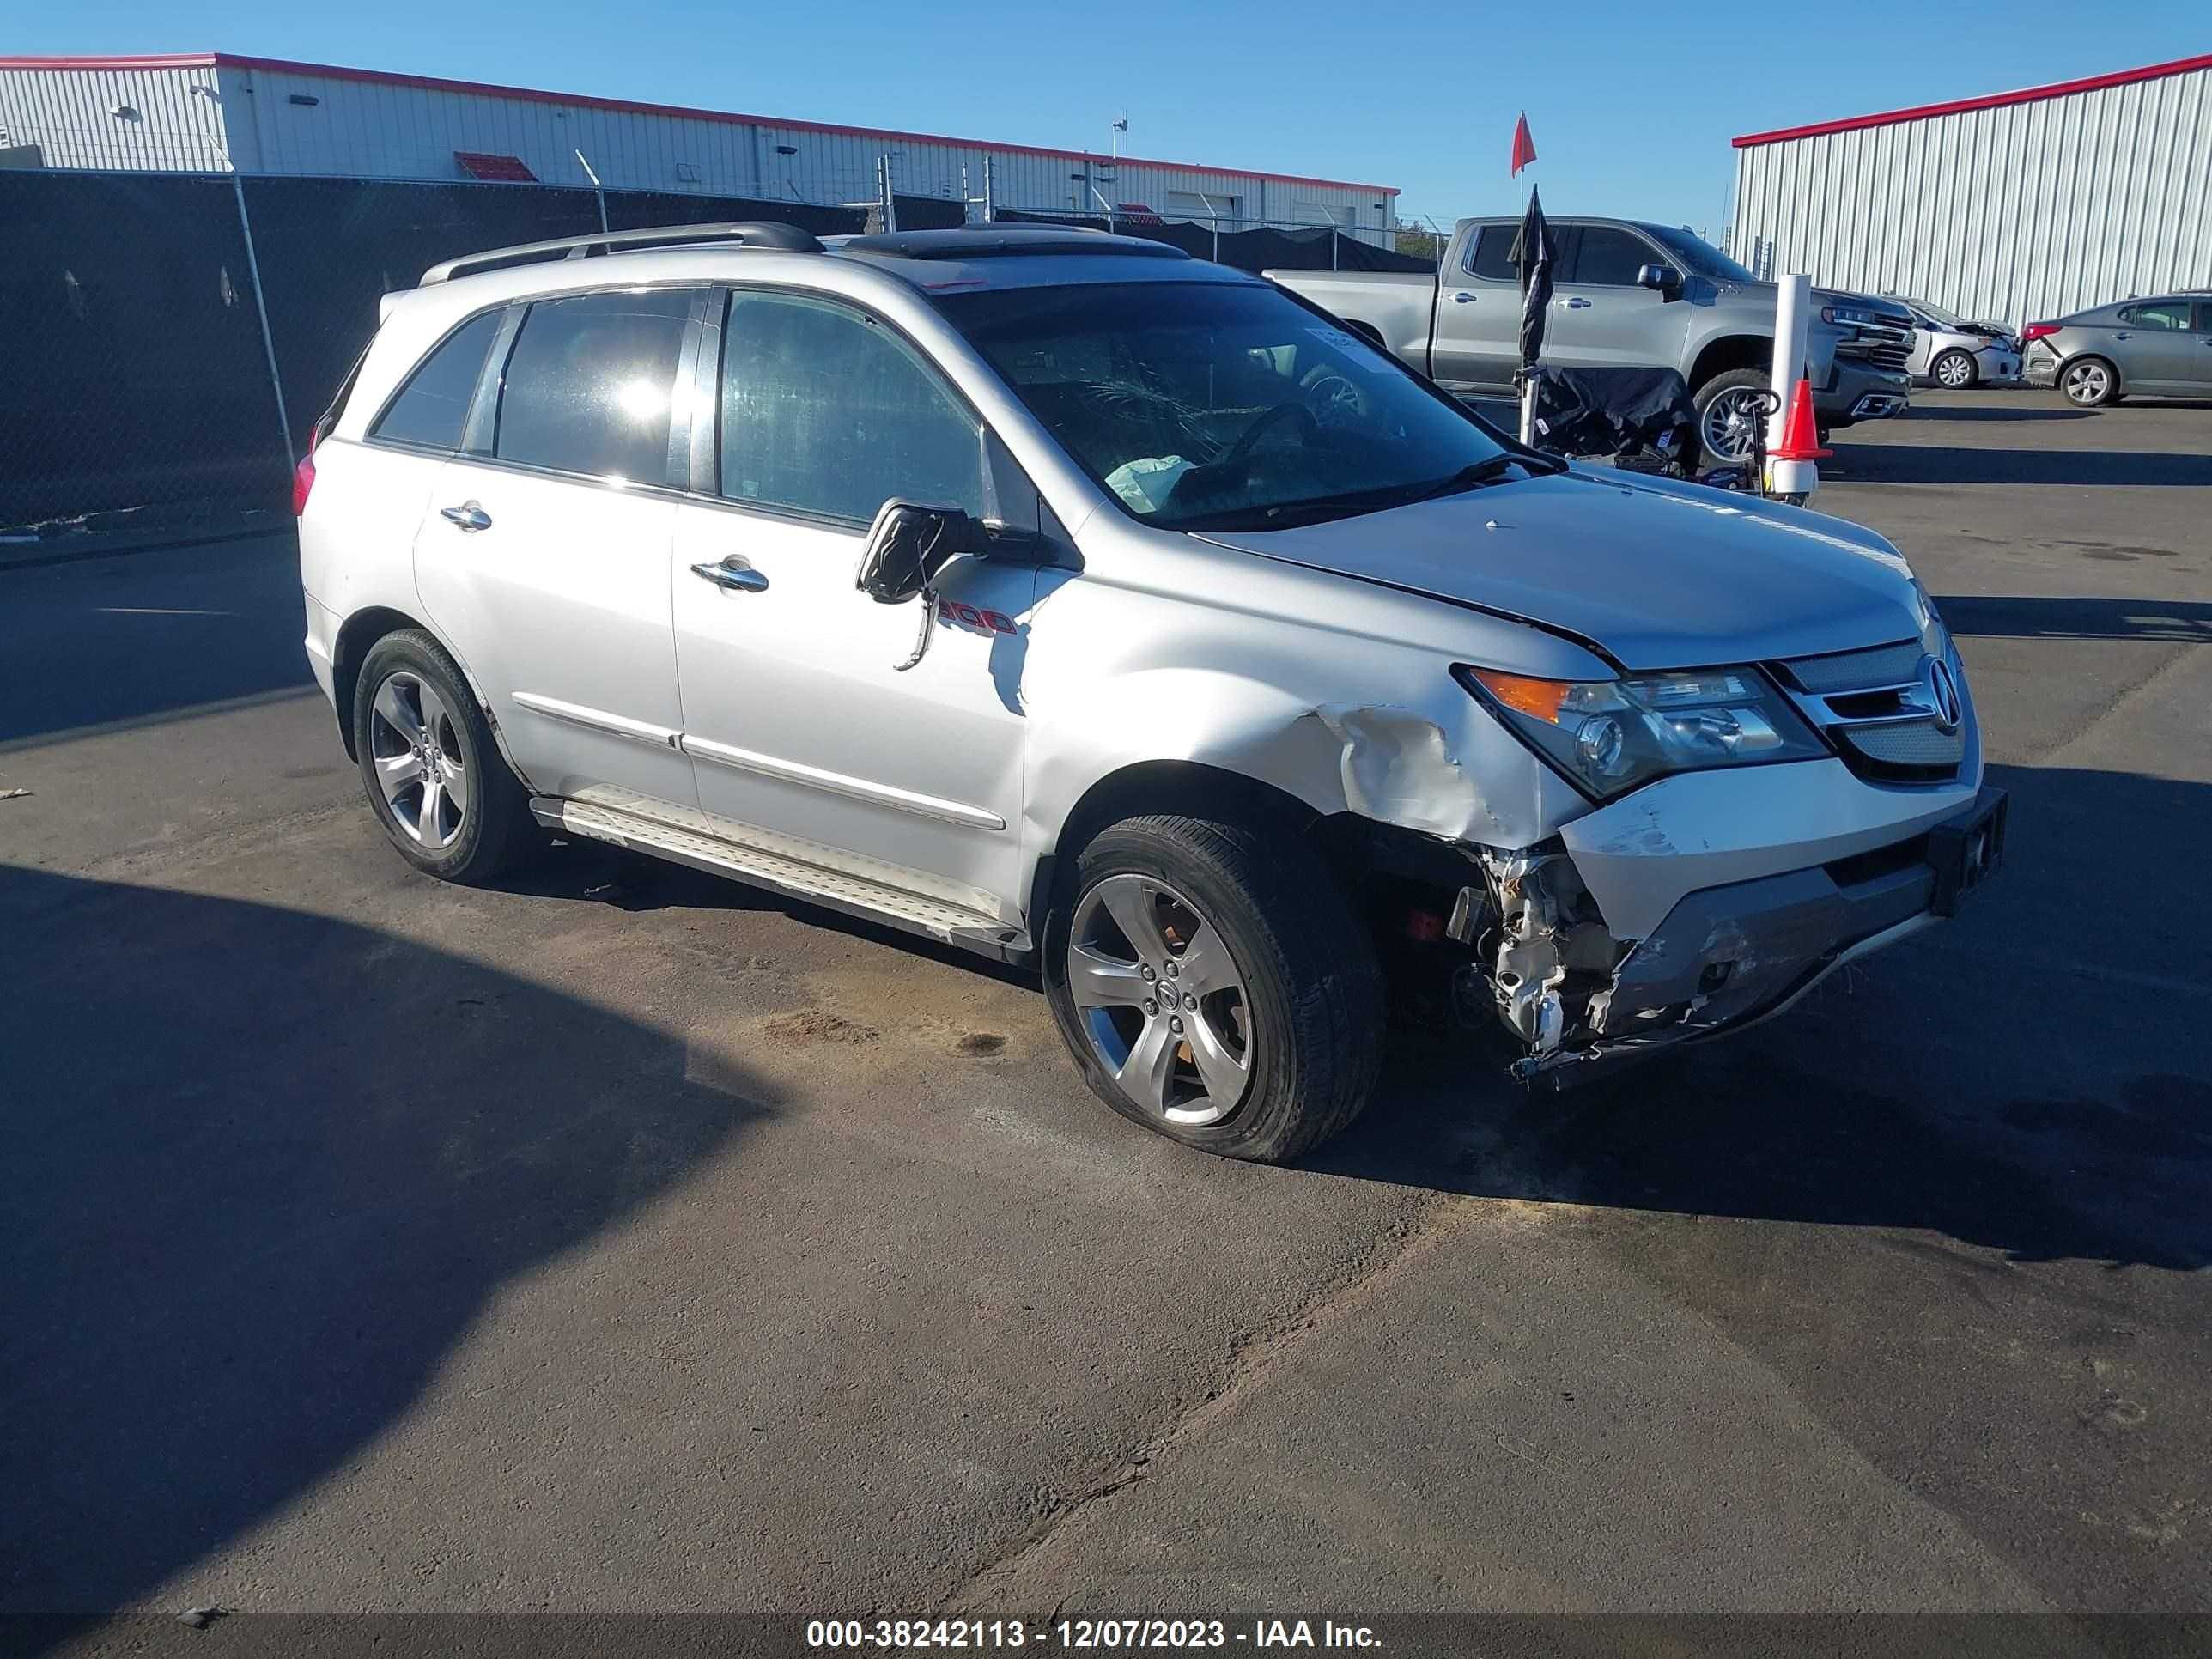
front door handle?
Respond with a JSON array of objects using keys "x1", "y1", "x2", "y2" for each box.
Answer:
[
  {"x1": 1559, "y1": 296, "x2": 1592, "y2": 309},
  {"x1": 440, "y1": 501, "x2": 491, "y2": 532},
  {"x1": 690, "y1": 556, "x2": 769, "y2": 593},
  {"x1": 1449, "y1": 291, "x2": 1477, "y2": 303}
]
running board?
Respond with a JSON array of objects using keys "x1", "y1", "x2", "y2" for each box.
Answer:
[{"x1": 535, "y1": 799, "x2": 1032, "y2": 963}]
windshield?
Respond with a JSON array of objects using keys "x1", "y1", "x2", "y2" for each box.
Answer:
[
  {"x1": 934, "y1": 280, "x2": 1520, "y2": 532},
  {"x1": 1644, "y1": 225, "x2": 1757, "y2": 284},
  {"x1": 1906, "y1": 297, "x2": 1969, "y2": 328}
]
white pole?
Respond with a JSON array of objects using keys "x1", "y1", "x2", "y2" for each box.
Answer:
[
  {"x1": 1520, "y1": 377, "x2": 1537, "y2": 447},
  {"x1": 1767, "y1": 272, "x2": 1811, "y2": 454},
  {"x1": 1765, "y1": 272, "x2": 1818, "y2": 498}
]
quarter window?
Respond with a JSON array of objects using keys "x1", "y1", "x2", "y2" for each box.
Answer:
[
  {"x1": 717, "y1": 291, "x2": 983, "y2": 524},
  {"x1": 494, "y1": 288, "x2": 695, "y2": 484},
  {"x1": 372, "y1": 309, "x2": 504, "y2": 451}
]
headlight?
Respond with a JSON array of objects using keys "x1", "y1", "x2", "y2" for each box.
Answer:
[
  {"x1": 1456, "y1": 664, "x2": 1828, "y2": 801},
  {"x1": 1821, "y1": 304, "x2": 1881, "y2": 328}
]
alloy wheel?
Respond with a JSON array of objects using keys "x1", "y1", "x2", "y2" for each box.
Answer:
[
  {"x1": 2062, "y1": 361, "x2": 2110, "y2": 405},
  {"x1": 1936, "y1": 352, "x2": 1974, "y2": 388},
  {"x1": 368, "y1": 671, "x2": 470, "y2": 848},
  {"x1": 1699, "y1": 386, "x2": 1768, "y2": 465},
  {"x1": 1067, "y1": 874, "x2": 1254, "y2": 1127}
]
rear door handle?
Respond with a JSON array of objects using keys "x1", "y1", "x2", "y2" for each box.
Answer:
[
  {"x1": 439, "y1": 501, "x2": 491, "y2": 532},
  {"x1": 690, "y1": 556, "x2": 769, "y2": 593},
  {"x1": 1559, "y1": 296, "x2": 1592, "y2": 309},
  {"x1": 1449, "y1": 291, "x2": 1477, "y2": 303}
]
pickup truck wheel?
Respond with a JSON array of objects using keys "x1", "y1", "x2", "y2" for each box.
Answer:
[
  {"x1": 353, "y1": 629, "x2": 532, "y2": 885},
  {"x1": 1692, "y1": 368, "x2": 1773, "y2": 467},
  {"x1": 1043, "y1": 815, "x2": 1382, "y2": 1163}
]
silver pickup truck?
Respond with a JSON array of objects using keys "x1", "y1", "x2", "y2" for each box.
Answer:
[{"x1": 1272, "y1": 216, "x2": 1914, "y2": 465}]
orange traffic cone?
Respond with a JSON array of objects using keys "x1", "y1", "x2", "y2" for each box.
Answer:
[{"x1": 1771, "y1": 376, "x2": 1832, "y2": 460}]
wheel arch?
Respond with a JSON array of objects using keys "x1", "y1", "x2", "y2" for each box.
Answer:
[
  {"x1": 1687, "y1": 333, "x2": 1773, "y2": 394},
  {"x1": 1025, "y1": 760, "x2": 1322, "y2": 939},
  {"x1": 331, "y1": 606, "x2": 510, "y2": 771}
]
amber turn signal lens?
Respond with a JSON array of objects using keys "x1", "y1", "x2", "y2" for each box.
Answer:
[{"x1": 1467, "y1": 669, "x2": 1571, "y2": 724}]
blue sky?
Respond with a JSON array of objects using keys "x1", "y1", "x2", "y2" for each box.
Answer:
[{"x1": 18, "y1": 0, "x2": 2184, "y2": 236}]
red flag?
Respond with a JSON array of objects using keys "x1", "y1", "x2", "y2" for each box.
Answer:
[{"x1": 1510, "y1": 112, "x2": 1537, "y2": 176}]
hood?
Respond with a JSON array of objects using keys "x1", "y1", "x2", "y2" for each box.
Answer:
[{"x1": 1196, "y1": 471, "x2": 1923, "y2": 669}]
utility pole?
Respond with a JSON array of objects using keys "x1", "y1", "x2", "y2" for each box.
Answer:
[{"x1": 1108, "y1": 117, "x2": 1127, "y2": 232}]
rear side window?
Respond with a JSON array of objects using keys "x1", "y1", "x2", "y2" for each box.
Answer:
[
  {"x1": 495, "y1": 288, "x2": 695, "y2": 483},
  {"x1": 2118, "y1": 301, "x2": 2191, "y2": 331},
  {"x1": 1468, "y1": 226, "x2": 1520, "y2": 282},
  {"x1": 372, "y1": 310, "x2": 504, "y2": 450},
  {"x1": 717, "y1": 291, "x2": 983, "y2": 524}
]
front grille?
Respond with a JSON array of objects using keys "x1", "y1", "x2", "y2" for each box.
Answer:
[
  {"x1": 1776, "y1": 640, "x2": 1962, "y2": 783},
  {"x1": 1778, "y1": 639, "x2": 1921, "y2": 694},
  {"x1": 1838, "y1": 331, "x2": 1916, "y2": 373},
  {"x1": 1838, "y1": 720, "x2": 1966, "y2": 771}
]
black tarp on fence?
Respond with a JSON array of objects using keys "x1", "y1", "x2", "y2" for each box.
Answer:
[
  {"x1": 1, "y1": 171, "x2": 1415, "y2": 540},
  {"x1": 2, "y1": 172, "x2": 289, "y2": 533}
]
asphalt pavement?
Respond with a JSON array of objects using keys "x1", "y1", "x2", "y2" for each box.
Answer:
[{"x1": 3, "y1": 390, "x2": 2207, "y2": 1648}]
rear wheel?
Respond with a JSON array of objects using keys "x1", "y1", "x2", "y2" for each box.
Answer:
[
  {"x1": 2060, "y1": 356, "x2": 2118, "y2": 407},
  {"x1": 353, "y1": 630, "x2": 532, "y2": 884},
  {"x1": 1042, "y1": 814, "x2": 1382, "y2": 1163},
  {"x1": 1932, "y1": 348, "x2": 1978, "y2": 389}
]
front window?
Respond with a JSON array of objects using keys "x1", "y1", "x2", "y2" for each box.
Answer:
[
  {"x1": 935, "y1": 281, "x2": 1518, "y2": 532},
  {"x1": 1643, "y1": 225, "x2": 1756, "y2": 285}
]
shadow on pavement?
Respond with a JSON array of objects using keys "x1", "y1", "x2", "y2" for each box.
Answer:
[
  {"x1": 0, "y1": 866, "x2": 778, "y2": 1629},
  {"x1": 1936, "y1": 595, "x2": 2212, "y2": 642},
  {"x1": 0, "y1": 533, "x2": 311, "y2": 750},
  {"x1": 1826, "y1": 443, "x2": 2212, "y2": 488},
  {"x1": 1316, "y1": 761, "x2": 2212, "y2": 1273},
  {"x1": 1899, "y1": 404, "x2": 2097, "y2": 423}
]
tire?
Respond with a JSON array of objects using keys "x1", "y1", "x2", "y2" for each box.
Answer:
[
  {"x1": 2059, "y1": 356, "x2": 2118, "y2": 407},
  {"x1": 1692, "y1": 368, "x2": 1773, "y2": 468},
  {"x1": 1931, "y1": 348, "x2": 1978, "y2": 390},
  {"x1": 352, "y1": 629, "x2": 532, "y2": 884},
  {"x1": 1042, "y1": 813, "x2": 1382, "y2": 1163}
]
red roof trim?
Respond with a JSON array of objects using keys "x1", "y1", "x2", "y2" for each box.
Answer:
[
  {"x1": 0, "y1": 51, "x2": 1400, "y2": 195},
  {"x1": 1733, "y1": 52, "x2": 2212, "y2": 147}
]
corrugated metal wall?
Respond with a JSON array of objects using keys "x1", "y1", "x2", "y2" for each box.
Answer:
[
  {"x1": 0, "y1": 61, "x2": 1391, "y2": 240},
  {"x1": 1730, "y1": 62, "x2": 2211, "y2": 325},
  {"x1": 0, "y1": 64, "x2": 232, "y2": 170}
]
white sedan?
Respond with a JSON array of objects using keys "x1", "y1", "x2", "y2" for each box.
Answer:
[{"x1": 1894, "y1": 296, "x2": 2021, "y2": 388}]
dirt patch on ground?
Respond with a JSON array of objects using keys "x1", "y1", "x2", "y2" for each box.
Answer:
[
  {"x1": 953, "y1": 1032, "x2": 1007, "y2": 1057},
  {"x1": 764, "y1": 1009, "x2": 878, "y2": 1046}
]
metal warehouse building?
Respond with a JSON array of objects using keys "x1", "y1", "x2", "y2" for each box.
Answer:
[
  {"x1": 1729, "y1": 52, "x2": 2210, "y2": 328},
  {"x1": 0, "y1": 52, "x2": 1397, "y2": 240}
]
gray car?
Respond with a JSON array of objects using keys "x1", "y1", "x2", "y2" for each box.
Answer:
[
  {"x1": 2022, "y1": 294, "x2": 2212, "y2": 405},
  {"x1": 1893, "y1": 297, "x2": 2021, "y2": 388},
  {"x1": 1271, "y1": 218, "x2": 1915, "y2": 465}
]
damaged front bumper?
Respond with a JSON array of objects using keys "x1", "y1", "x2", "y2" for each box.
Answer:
[{"x1": 1472, "y1": 783, "x2": 2008, "y2": 1082}]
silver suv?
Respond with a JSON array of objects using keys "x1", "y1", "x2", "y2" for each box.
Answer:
[{"x1": 298, "y1": 222, "x2": 2005, "y2": 1161}]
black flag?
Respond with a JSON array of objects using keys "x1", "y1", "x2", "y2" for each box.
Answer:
[{"x1": 1513, "y1": 185, "x2": 1555, "y2": 384}]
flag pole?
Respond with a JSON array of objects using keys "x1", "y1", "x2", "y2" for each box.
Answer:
[{"x1": 1519, "y1": 175, "x2": 1538, "y2": 447}]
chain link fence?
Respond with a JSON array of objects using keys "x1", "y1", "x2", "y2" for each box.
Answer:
[{"x1": 0, "y1": 166, "x2": 1401, "y2": 556}]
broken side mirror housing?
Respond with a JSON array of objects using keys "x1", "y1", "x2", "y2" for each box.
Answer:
[{"x1": 855, "y1": 500, "x2": 981, "y2": 605}]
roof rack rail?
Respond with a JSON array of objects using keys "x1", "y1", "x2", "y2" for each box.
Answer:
[{"x1": 420, "y1": 220, "x2": 823, "y2": 286}]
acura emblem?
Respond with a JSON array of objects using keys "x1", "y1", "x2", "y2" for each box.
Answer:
[{"x1": 1923, "y1": 656, "x2": 1962, "y2": 732}]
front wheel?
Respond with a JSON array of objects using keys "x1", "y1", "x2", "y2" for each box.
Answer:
[
  {"x1": 1931, "y1": 348, "x2": 1978, "y2": 389},
  {"x1": 1692, "y1": 368, "x2": 1774, "y2": 468},
  {"x1": 1042, "y1": 814, "x2": 1382, "y2": 1162}
]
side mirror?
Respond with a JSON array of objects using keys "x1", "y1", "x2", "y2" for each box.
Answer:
[
  {"x1": 1637, "y1": 263, "x2": 1682, "y2": 295},
  {"x1": 854, "y1": 500, "x2": 980, "y2": 605}
]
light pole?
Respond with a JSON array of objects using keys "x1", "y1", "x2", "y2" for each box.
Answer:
[{"x1": 1109, "y1": 118, "x2": 1127, "y2": 230}]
